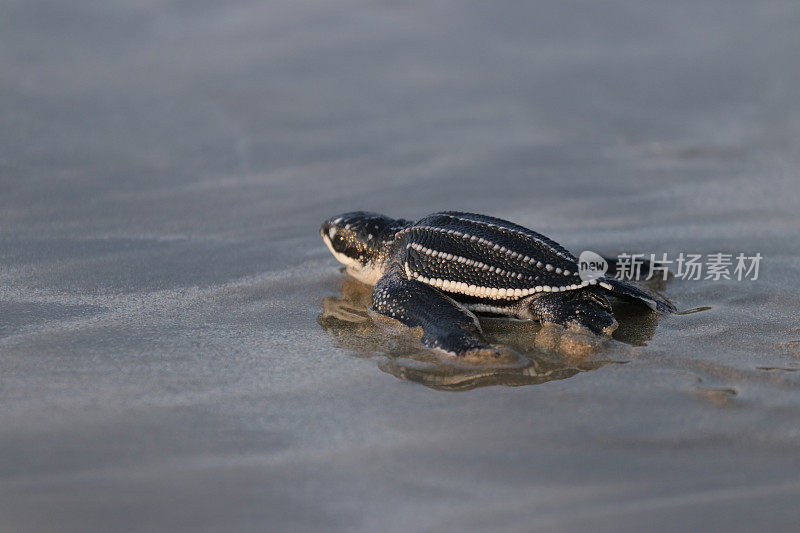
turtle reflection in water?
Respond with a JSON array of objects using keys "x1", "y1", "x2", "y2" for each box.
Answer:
[{"x1": 318, "y1": 278, "x2": 660, "y2": 391}]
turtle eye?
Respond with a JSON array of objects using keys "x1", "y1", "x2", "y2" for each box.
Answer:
[{"x1": 331, "y1": 232, "x2": 348, "y2": 253}]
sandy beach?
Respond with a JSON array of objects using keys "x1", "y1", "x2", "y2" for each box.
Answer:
[{"x1": 2, "y1": 1, "x2": 800, "y2": 531}]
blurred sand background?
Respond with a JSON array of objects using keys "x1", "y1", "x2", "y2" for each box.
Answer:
[{"x1": 2, "y1": 1, "x2": 800, "y2": 531}]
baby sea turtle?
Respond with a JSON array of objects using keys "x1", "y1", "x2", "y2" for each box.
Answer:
[{"x1": 321, "y1": 211, "x2": 674, "y2": 359}]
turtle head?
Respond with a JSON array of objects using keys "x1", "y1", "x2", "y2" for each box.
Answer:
[{"x1": 320, "y1": 212, "x2": 408, "y2": 284}]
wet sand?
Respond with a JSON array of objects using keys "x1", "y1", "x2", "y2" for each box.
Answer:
[{"x1": 2, "y1": 1, "x2": 800, "y2": 531}]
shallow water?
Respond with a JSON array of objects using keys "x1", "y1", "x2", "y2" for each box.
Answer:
[{"x1": 2, "y1": 1, "x2": 800, "y2": 531}]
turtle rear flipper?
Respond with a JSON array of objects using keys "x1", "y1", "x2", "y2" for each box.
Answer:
[
  {"x1": 598, "y1": 277, "x2": 675, "y2": 313},
  {"x1": 371, "y1": 271, "x2": 514, "y2": 363},
  {"x1": 527, "y1": 290, "x2": 618, "y2": 336}
]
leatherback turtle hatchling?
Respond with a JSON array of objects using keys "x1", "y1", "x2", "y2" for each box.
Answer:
[{"x1": 321, "y1": 211, "x2": 674, "y2": 358}]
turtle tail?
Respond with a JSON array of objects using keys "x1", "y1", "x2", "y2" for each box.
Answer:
[{"x1": 596, "y1": 277, "x2": 676, "y2": 314}]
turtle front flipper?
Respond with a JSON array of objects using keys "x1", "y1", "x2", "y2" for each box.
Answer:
[{"x1": 370, "y1": 272, "x2": 513, "y2": 363}]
